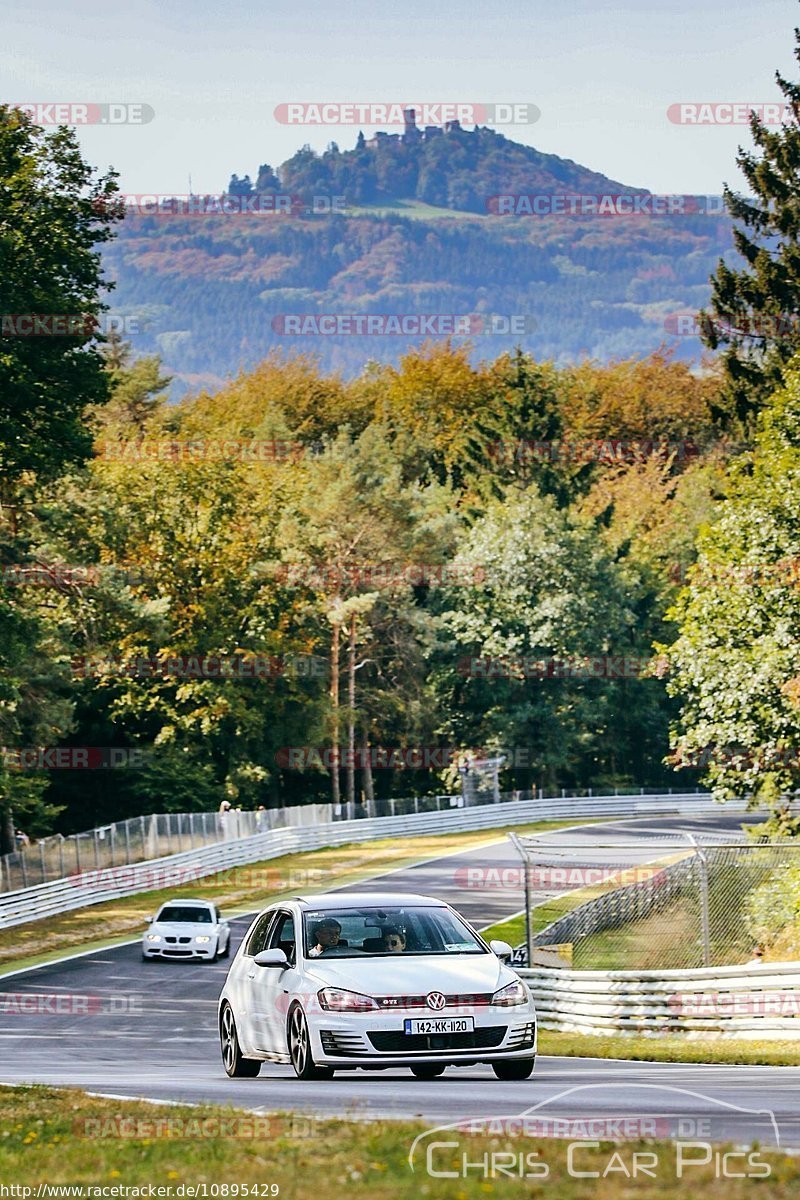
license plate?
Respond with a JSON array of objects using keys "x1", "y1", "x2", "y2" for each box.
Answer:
[{"x1": 404, "y1": 1016, "x2": 475, "y2": 1035}]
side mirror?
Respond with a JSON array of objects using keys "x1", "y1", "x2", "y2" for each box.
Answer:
[
  {"x1": 489, "y1": 939, "x2": 513, "y2": 962},
  {"x1": 253, "y1": 948, "x2": 289, "y2": 969},
  {"x1": 145, "y1": 916, "x2": 154, "y2": 926}
]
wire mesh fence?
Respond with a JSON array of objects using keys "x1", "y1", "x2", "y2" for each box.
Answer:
[
  {"x1": 0, "y1": 783, "x2": 698, "y2": 893},
  {"x1": 509, "y1": 829, "x2": 800, "y2": 970}
]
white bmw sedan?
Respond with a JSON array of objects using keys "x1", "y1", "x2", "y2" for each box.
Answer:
[
  {"x1": 218, "y1": 892, "x2": 536, "y2": 1080},
  {"x1": 142, "y1": 898, "x2": 231, "y2": 962}
]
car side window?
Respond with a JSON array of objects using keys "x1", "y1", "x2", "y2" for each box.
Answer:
[
  {"x1": 245, "y1": 911, "x2": 276, "y2": 957},
  {"x1": 269, "y1": 912, "x2": 296, "y2": 966}
]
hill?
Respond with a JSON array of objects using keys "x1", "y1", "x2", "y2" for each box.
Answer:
[{"x1": 103, "y1": 122, "x2": 735, "y2": 390}]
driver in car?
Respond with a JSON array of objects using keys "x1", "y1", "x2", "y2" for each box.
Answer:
[{"x1": 308, "y1": 917, "x2": 343, "y2": 956}]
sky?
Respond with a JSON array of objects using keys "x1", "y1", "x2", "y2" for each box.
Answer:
[{"x1": 2, "y1": 0, "x2": 799, "y2": 196}]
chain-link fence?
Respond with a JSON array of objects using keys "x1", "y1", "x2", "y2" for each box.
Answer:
[
  {"x1": 509, "y1": 829, "x2": 800, "y2": 969},
  {"x1": 0, "y1": 784, "x2": 700, "y2": 893}
]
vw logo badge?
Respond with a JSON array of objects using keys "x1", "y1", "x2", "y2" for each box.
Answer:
[{"x1": 426, "y1": 991, "x2": 446, "y2": 1011}]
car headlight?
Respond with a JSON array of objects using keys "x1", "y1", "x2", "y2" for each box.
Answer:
[
  {"x1": 492, "y1": 980, "x2": 528, "y2": 1007},
  {"x1": 195, "y1": 936, "x2": 211, "y2": 943},
  {"x1": 317, "y1": 988, "x2": 378, "y2": 1012},
  {"x1": 146, "y1": 934, "x2": 161, "y2": 943}
]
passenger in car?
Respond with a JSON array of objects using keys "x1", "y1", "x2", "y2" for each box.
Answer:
[{"x1": 382, "y1": 927, "x2": 407, "y2": 953}]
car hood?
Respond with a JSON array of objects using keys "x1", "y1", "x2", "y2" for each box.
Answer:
[
  {"x1": 150, "y1": 921, "x2": 217, "y2": 934},
  {"x1": 304, "y1": 953, "x2": 513, "y2": 996}
]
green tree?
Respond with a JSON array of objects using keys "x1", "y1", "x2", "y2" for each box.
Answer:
[
  {"x1": 0, "y1": 106, "x2": 121, "y2": 488},
  {"x1": 700, "y1": 23, "x2": 800, "y2": 428},
  {"x1": 665, "y1": 357, "x2": 800, "y2": 807}
]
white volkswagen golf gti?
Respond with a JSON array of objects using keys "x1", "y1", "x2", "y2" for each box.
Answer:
[{"x1": 218, "y1": 892, "x2": 536, "y2": 1080}]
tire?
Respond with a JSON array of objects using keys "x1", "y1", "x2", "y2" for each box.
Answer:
[
  {"x1": 492, "y1": 1058, "x2": 535, "y2": 1081},
  {"x1": 410, "y1": 1064, "x2": 446, "y2": 1079},
  {"x1": 220, "y1": 934, "x2": 230, "y2": 959},
  {"x1": 220, "y1": 1003, "x2": 261, "y2": 1078},
  {"x1": 288, "y1": 1005, "x2": 334, "y2": 1081}
]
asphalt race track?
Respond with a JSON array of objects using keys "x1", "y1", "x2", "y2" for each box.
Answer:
[{"x1": 1, "y1": 814, "x2": 799, "y2": 1147}]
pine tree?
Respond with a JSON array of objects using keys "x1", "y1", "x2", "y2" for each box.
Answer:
[{"x1": 701, "y1": 23, "x2": 800, "y2": 431}]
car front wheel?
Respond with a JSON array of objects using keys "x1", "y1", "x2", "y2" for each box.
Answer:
[
  {"x1": 410, "y1": 1064, "x2": 446, "y2": 1079},
  {"x1": 220, "y1": 1003, "x2": 261, "y2": 1078},
  {"x1": 492, "y1": 1058, "x2": 534, "y2": 1081},
  {"x1": 288, "y1": 1005, "x2": 334, "y2": 1080}
]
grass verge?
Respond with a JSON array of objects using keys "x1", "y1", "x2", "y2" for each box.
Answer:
[
  {"x1": 0, "y1": 818, "x2": 594, "y2": 974},
  {"x1": 0, "y1": 1085, "x2": 796, "y2": 1196},
  {"x1": 538, "y1": 1029, "x2": 800, "y2": 1066}
]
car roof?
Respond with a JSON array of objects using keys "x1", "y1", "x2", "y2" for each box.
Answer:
[
  {"x1": 291, "y1": 892, "x2": 448, "y2": 909},
  {"x1": 157, "y1": 898, "x2": 215, "y2": 908}
]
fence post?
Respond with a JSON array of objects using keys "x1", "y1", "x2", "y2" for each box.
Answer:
[
  {"x1": 686, "y1": 834, "x2": 711, "y2": 966},
  {"x1": 20, "y1": 853, "x2": 28, "y2": 889},
  {"x1": 124, "y1": 820, "x2": 131, "y2": 865},
  {"x1": 93, "y1": 828, "x2": 100, "y2": 869},
  {"x1": 110, "y1": 824, "x2": 116, "y2": 868},
  {"x1": 59, "y1": 838, "x2": 65, "y2": 879},
  {"x1": 75, "y1": 835, "x2": 81, "y2": 875},
  {"x1": 40, "y1": 841, "x2": 46, "y2": 884}
]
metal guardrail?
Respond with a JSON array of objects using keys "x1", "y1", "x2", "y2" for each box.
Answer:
[
  {"x1": 0, "y1": 791, "x2": 724, "y2": 930},
  {"x1": 0, "y1": 785, "x2": 695, "y2": 892},
  {"x1": 517, "y1": 962, "x2": 800, "y2": 1039}
]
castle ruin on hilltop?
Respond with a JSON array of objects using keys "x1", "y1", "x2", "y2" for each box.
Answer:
[{"x1": 365, "y1": 107, "x2": 462, "y2": 149}]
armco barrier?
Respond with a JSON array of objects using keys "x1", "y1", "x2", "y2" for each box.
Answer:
[
  {"x1": 517, "y1": 962, "x2": 800, "y2": 1040},
  {"x1": 0, "y1": 791, "x2": 728, "y2": 931}
]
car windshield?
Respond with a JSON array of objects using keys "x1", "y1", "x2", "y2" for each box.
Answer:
[
  {"x1": 156, "y1": 905, "x2": 213, "y2": 923},
  {"x1": 302, "y1": 906, "x2": 486, "y2": 957}
]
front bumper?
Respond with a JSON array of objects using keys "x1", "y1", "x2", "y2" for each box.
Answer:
[
  {"x1": 143, "y1": 943, "x2": 216, "y2": 960},
  {"x1": 307, "y1": 1007, "x2": 537, "y2": 1066}
]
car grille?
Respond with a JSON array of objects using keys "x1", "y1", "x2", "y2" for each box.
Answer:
[
  {"x1": 368, "y1": 1026, "x2": 507, "y2": 1052},
  {"x1": 374, "y1": 992, "x2": 494, "y2": 1010},
  {"x1": 161, "y1": 949, "x2": 195, "y2": 957},
  {"x1": 165, "y1": 936, "x2": 192, "y2": 944}
]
